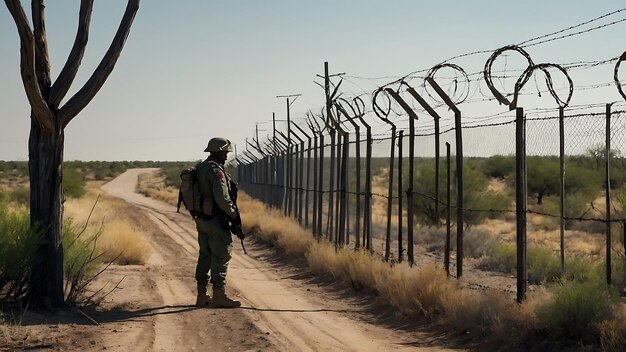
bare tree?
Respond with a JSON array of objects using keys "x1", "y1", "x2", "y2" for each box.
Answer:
[{"x1": 4, "y1": 0, "x2": 140, "y2": 309}]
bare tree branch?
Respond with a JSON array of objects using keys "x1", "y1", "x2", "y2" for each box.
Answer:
[
  {"x1": 32, "y1": 0, "x2": 51, "y2": 95},
  {"x1": 49, "y1": 0, "x2": 94, "y2": 109},
  {"x1": 58, "y1": 0, "x2": 140, "y2": 128},
  {"x1": 4, "y1": 0, "x2": 55, "y2": 133}
]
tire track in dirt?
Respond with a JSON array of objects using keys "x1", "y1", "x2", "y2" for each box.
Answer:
[
  {"x1": 103, "y1": 169, "x2": 464, "y2": 351},
  {"x1": 100, "y1": 169, "x2": 271, "y2": 351}
]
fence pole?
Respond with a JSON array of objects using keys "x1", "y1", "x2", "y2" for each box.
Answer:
[
  {"x1": 289, "y1": 128, "x2": 305, "y2": 224},
  {"x1": 355, "y1": 127, "x2": 361, "y2": 249},
  {"x1": 365, "y1": 126, "x2": 373, "y2": 251},
  {"x1": 272, "y1": 113, "x2": 278, "y2": 207},
  {"x1": 385, "y1": 126, "x2": 396, "y2": 261},
  {"x1": 445, "y1": 142, "x2": 451, "y2": 275},
  {"x1": 406, "y1": 87, "x2": 442, "y2": 226},
  {"x1": 287, "y1": 98, "x2": 293, "y2": 217},
  {"x1": 398, "y1": 130, "x2": 404, "y2": 263},
  {"x1": 605, "y1": 103, "x2": 613, "y2": 285},
  {"x1": 385, "y1": 89, "x2": 417, "y2": 264},
  {"x1": 312, "y1": 135, "x2": 318, "y2": 234},
  {"x1": 559, "y1": 107, "x2": 565, "y2": 273},
  {"x1": 317, "y1": 134, "x2": 325, "y2": 238},
  {"x1": 426, "y1": 77, "x2": 464, "y2": 279},
  {"x1": 516, "y1": 107, "x2": 528, "y2": 302},
  {"x1": 295, "y1": 143, "x2": 301, "y2": 222},
  {"x1": 334, "y1": 127, "x2": 342, "y2": 244},
  {"x1": 327, "y1": 128, "x2": 336, "y2": 241},
  {"x1": 300, "y1": 140, "x2": 305, "y2": 224},
  {"x1": 336, "y1": 101, "x2": 363, "y2": 249},
  {"x1": 305, "y1": 137, "x2": 312, "y2": 228},
  {"x1": 340, "y1": 130, "x2": 349, "y2": 246}
]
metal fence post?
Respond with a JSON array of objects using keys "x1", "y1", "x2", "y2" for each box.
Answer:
[
  {"x1": 327, "y1": 127, "x2": 336, "y2": 241},
  {"x1": 426, "y1": 78, "x2": 464, "y2": 279},
  {"x1": 605, "y1": 103, "x2": 613, "y2": 285},
  {"x1": 385, "y1": 126, "x2": 396, "y2": 261},
  {"x1": 516, "y1": 107, "x2": 528, "y2": 303},
  {"x1": 406, "y1": 86, "x2": 442, "y2": 225},
  {"x1": 559, "y1": 107, "x2": 565, "y2": 273},
  {"x1": 385, "y1": 89, "x2": 417, "y2": 263},
  {"x1": 398, "y1": 130, "x2": 404, "y2": 263},
  {"x1": 317, "y1": 134, "x2": 325, "y2": 238},
  {"x1": 445, "y1": 142, "x2": 451, "y2": 276}
]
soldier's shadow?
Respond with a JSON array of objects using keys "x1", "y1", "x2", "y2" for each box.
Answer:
[
  {"x1": 238, "y1": 306, "x2": 354, "y2": 313},
  {"x1": 10, "y1": 304, "x2": 349, "y2": 326}
]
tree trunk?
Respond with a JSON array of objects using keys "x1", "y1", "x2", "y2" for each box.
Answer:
[{"x1": 26, "y1": 115, "x2": 65, "y2": 309}]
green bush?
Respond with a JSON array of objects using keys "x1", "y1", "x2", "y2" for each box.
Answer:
[
  {"x1": 9, "y1": 187, "x2": 30, "y2": 206},
  {"x1": 410, "y1": 161, "x2": 512, "y2": 226},
  {"x1": 536, "y1": 279, "x2": 616, "y2": 339},
  {"x1": 483, "y1": 155, "x2": 515, "y2": 179},
  {"x1": 482, "y1": 243, "x2": 516, "y2": 273},
  {"x1": 62, "y1": 167, "x2": 86, "y2": 198},
  {"x1": 463, "y1": 228, "x2": 496, "y2": 258},
  {"x1": 162, "y1": 163, "x2": 196, "y2": 187},
  {"x1": 527, "y1": 247, "x2": 563, "y2": 283},
  {"x1": 0, "y1": 204, "x2": 41, "y2": 299},
  {"x1": 62, "y1": 219, "x2": 102, "y2": 305},
  {"x1": 481, "y1": 243, "x2": 593, "y2": 283}
]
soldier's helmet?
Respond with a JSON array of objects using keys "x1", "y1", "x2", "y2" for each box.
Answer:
[{"x1": 204, "y1": 137, "x2": 234, "y2": 153}]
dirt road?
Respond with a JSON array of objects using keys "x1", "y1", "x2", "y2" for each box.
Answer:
[{"x1": 93, "y1": 169, "x2": 460, "y2": 351}]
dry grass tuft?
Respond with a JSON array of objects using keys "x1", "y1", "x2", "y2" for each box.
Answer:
[
  {"x1": 239, "y1": 194, "x2": 313, "y2": 256},
  {"x1": 137, "y1": 170, "x2": 178, "y2": 206},
  {"x1": 64, "y1": 184, "x2": 152, "y2": 265},
  {"x1": 234, "y1": 191, "x2": 626, "y2": 347},
  {"x1": 599, "y1": 305, "x2": 626, "y2": 352},
  {"x1": 96, "y1": 219, "x2": 151, "y2": 264}
]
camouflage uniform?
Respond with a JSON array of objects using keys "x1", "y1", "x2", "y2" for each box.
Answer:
[{"x1": 194, "y1": 155, "x2": 237, "y2": 289}]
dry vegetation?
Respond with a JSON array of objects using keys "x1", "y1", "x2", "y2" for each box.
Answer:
[
  {"x1": 132, "y1": 166, "x2": 626, "y2": 348},
  {"x1": 64, "y1": 183, "x2": 152, "y2": 265},
  {"x1": 137, "y1": 170, "x2": 179, "y2": 205},
  {"x1": 238, "y1": 193, "x2": 626, "y2": 349}
]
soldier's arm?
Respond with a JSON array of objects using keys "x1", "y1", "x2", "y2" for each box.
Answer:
[{"x1": 210, "y1": 167, "x2": 238, "y2": 219}]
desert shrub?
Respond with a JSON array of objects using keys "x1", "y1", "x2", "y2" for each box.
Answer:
[
  {"x1": 429, "y1": 226, "x2": 497, "y2": 258},
  {"x1": 162, "y1": 163, "x2": 196, "y2": 187},
  {"x1": 162, "y1": 166, "x2": 183, "y2": 187},
  {"x1": 457, "y1": 167, "x2": 512, "y2": 225},
  {"x1": 464, "y1": 228, "x2": 496, "y2": 258},
  {"x1": 0, "y1": 204, "x2": 41, "y2": 300},
  {"x1": 598, "y1": 306, "x2": 626, "y2": 352},
  {"x1": 481, "y1": 243, "x2": 592, "y2": 283},
  {"x1": 527, "y1": 247, "x2": 563, "y2": 284},
  {"x1": 62, "y1": 219, "x2": 102, "y2": 305},
  {"x1": 0, "y1": 161, "x2": 28, "y2": 176},
  {"x1": 97, "y1": 219, "x2": 151, "y2": 265},
  {"x1": 536, "y1": 279, "x2": 616, "y2": 340},
  {"x1": 62, "y1": 167, "x2": 86, "y2": 198},
  {"x1": 411, "y1": 162, "x2": 512, "y2": 226},
  {"x1": 483, "y1": 155, "x2": 515, "y2": 179},
  {"x1": 416, "y1": 226, "x2": 446, "y2": 252},
  {"x1": 9, "y1": 187, "x2": 30, "y2": 206},
  {"x1": 482, "y1": 243, "x2": 516, "y2": 273}
]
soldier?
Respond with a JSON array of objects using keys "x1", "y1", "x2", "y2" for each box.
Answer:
[{"x1": 194, "y1": 137, "x2": 241, "y2": 308}]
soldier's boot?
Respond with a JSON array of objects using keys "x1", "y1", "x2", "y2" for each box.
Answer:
[
  {"x1": 195, "y1": 284, "x2": 211, "y2": 307},
  {"x1": 210, "y1": 286, "x2": 241, "y2": 308}
]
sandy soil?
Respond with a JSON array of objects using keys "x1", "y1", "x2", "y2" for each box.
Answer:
[{"x1": 0, "y1": 169, "x2": 468, "y2": 351}]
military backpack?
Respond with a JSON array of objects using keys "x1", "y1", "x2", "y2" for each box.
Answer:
[{"x1": 177, "y1": 163, "x2": 211, "y2": 217}]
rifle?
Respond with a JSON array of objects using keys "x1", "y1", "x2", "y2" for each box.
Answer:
[{"x1": 228, "y1": 180, "x2": 247, "y2": 254}]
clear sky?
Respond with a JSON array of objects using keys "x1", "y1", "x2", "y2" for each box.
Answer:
[{"x1": 1, "y1": 1, "x2": 625, "y2": 161}]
